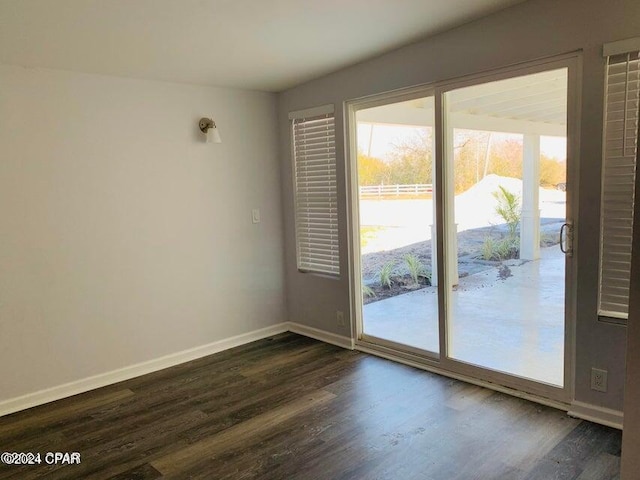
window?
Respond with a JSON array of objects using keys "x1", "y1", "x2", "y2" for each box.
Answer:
[
  {"x1": 599, "y1": 38, "x2": 640, "y2": 319},
  {"x1": 290, "y1": 105, "x2": 339, "y2": 276}
]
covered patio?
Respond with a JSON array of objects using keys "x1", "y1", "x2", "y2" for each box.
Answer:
[
  {"x1": 358, "y1": 67, "x2": 568, "y2": 387},
  {"x1": 363, "y1": 246, "x2": 565, "y2": 386}
]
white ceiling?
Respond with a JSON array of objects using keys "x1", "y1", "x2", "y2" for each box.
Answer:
[{"x1": 0, "y1": 0, "x2": 527, "y2": 92}]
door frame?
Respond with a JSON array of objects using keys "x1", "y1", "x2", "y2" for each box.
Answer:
[
  {"x1": 345, "y1": 52, "x2": 582, "y2": 404},
  {"x1": 345, "y1": 84, "x2": 439, "y2": 361}
]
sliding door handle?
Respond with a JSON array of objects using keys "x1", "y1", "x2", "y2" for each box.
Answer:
[{"x1": 560, "y1": 223, "x2": 573, "y2": 257}]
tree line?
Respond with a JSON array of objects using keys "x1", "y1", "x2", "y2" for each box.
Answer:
[{"x1": 358, "y1": 130, "x2": 566, "y2": 193}]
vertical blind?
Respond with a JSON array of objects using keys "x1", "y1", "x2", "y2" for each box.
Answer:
[
  {"x1": 291, "y1": 106, "x2": 339, "y2": 276},
  {"x1": 599, "y1": 42, "x2": 640, "y2": 319}
]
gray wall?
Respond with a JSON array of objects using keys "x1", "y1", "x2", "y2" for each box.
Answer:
[
  {"x1": 0, "y1": 65, "x2": 285, "y2": 403},
  {"x1": 277, "y1": 0, "x2": 639, "y2": 411}
]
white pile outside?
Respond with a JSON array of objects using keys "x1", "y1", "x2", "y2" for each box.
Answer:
[{"x1": 360, "y1": 175, "x2": 566, "y2": 254}]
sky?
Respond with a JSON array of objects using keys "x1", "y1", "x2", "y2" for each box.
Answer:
[{"x1": 356, "y1": 123, "x2": 568, "y2": 162}]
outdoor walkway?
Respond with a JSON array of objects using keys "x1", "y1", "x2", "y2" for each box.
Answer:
[{"x1": 363, "y1": 246, "x2": 565, "y2": 386}]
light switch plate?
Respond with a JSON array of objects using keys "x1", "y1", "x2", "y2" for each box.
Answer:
[{"x1": 252, "y1": 209, "x2": 260, "y2": 224}]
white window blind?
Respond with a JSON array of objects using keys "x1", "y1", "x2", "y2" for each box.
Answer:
[
  {"x1": 290, "y1": 105, "x2": 339, "y2": 276},
  {"x1": 599, "y1": 41, "x2": 640, "y2": 319}
]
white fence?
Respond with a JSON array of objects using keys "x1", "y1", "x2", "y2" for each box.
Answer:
[{"x1": 359, "y1": 184, "x2": 433, "y2": 198}]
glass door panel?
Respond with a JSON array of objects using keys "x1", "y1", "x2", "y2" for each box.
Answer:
[
  {"x1": 356, "y1": 96, "x2": 439, "y2": 354},
  {"x1": 443, "y1": 68, "x2": 569, "y2": 386}
]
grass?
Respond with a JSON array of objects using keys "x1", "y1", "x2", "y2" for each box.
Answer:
[{"x1": 360, "y1": 226, "x2": 384, "y2": 249}]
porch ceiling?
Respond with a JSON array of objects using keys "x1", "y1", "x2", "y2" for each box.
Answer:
[{"x1": 357, "y1": 69, "x2": 567, "y2": 136}]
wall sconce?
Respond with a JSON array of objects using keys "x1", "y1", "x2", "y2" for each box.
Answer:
[{"x1": 199, "y1": 117, "x2": 222, "y2": 143}]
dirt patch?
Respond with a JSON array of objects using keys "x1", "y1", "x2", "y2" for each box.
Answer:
[
  {"x1": 497, "y1": 264, "x2": 513, "y2": 280},
  {"x1": 363, "y1": 274, "x2": 431, "y2": 305},
  {"x1": 361, "y1": 219, "x2": 564, "y2": 303}
]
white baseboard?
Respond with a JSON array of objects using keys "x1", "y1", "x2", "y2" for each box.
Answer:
[
  {"x1": 568, "y1": 401, "x2": 624, "y2": 430},
  {"x1": 288, "y1": 322, "x2": 354, "y2": 350},
  {"x1": 0, "y1": 323, "x2": 289, "y2": 418},
  {"x1": 0, "y1": 321, "x2": 625, "y2": 433}
]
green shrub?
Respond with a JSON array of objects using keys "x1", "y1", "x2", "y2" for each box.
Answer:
[
  {"x1": 404, "y1": 254, "x2": 424, "y2": 285},
  {"x1": 379, "y1": 261, "x2": 394, "y2": 289},
  {"x1": 362, "y1": 284, "x2": 376, "y2": 298},
  {"x1": 493, "y1": 186, "x2": 521, "y2": 240},
  {"x1": 482, "y1": 235, "x2": 518, "y2": 261},
  {"x1": 491, "y1": 186, "x2": 521, "y2": 259},
  {"x1": 482, "y1": 236, "x2": 497, "y2": 260},
  {"x1": 496, "y1": 237, "x2": 518, "y2": 259}
]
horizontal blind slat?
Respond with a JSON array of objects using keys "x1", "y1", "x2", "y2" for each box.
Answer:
[
  {"x1": 292, "y1": 111, "x2": 340, "y2": 277},
  {"x1": 599, "y1": 50, "x2": 640, "y2": 320}
]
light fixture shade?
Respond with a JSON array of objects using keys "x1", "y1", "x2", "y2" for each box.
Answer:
[
  {"x1": 207, "y1": 126, "x2": 222, "y2": 144},
  {"x1": 199, "y1": 117, "x2": 222, "y2": 144}
]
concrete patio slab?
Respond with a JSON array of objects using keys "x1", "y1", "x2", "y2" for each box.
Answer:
[{"x1": 363, "y1": 246, "x2": 565, "y2": 386}]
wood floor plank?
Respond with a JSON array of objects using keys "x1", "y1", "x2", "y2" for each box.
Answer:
[
  {"x1": 524, "y1": 421, "x2": 622, "y2": 480},
  {"x1": 256, "y1": 365, "x2": 502, "y2": 479},
  {"x1": 444, "y1": 381, "x2": 495, "y2": 411},
  {"x1": 0, "y1": 333, "x2": 623, "y2": 480},
  {"x1": 0, "y1": 389, "x2": 135, "y2": 439},
  {"x1": 46, "y1": 410, "x2": 210, "y2": 480},
  {"x1": 106, "y1": 463, "x2": 162, "y2": 480},
  {"x1": 576, "y1": 453, "x2": 621, "y2": 480},
  {"x1": 58, "y1": 371, "x2": 250, "y2": 440},
  {"x1": 238, "y1": 341, "x2": 329, "y2": 377},
  {"x1": 151, "y1": 389, "x2": 337, "y2": 475}
]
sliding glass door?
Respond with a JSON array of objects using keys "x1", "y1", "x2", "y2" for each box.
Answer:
[
  {"x1": 349, "y1": 56, "x2": 577, "y2": 401},
  {"x1": 442, "y1": 68, "x2": 570, "y2": 388},
  {"x1": 354, "y1": 94, "x2": 439, "y2": 356}
]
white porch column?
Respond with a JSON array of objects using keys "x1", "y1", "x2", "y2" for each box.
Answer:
[{"x1": 520, "y1": 134, "x2": 541, "y2": 260}]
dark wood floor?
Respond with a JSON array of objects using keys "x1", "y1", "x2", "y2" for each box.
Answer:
[{"x1": 0, "y1": 333, "x2": 621, "y2": 479}]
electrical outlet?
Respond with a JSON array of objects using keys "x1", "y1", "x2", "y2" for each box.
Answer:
[
  {"x1": 591, "y1": 368, "x2": 608, "y2": 393},
  {"x1": 336, "y1": 310, "x2": 345, "y2": 327}
]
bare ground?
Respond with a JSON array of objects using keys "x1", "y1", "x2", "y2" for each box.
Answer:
[{"x1": 361, "y1": 218, "x2": 564, "y2": 287}]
